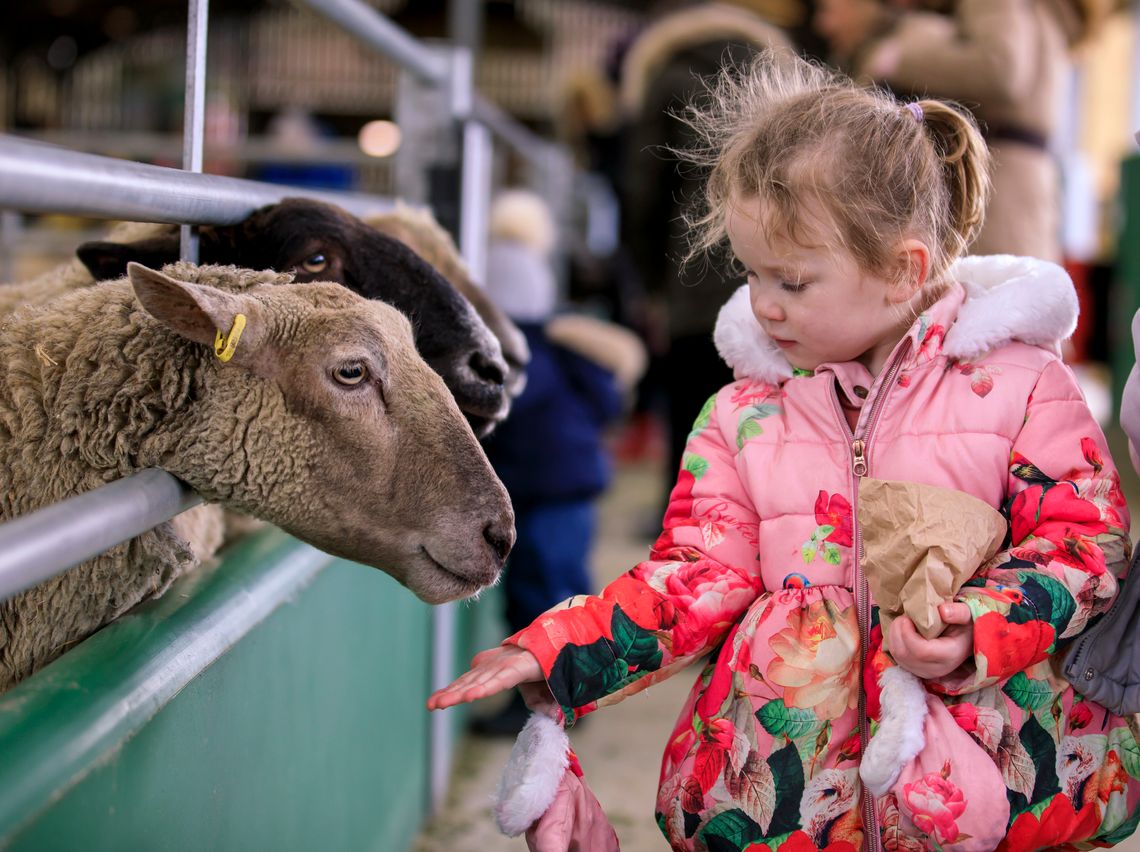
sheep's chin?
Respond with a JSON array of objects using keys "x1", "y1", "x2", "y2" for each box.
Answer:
[{"x1": 406, "y1": 546, "x2": 497, "y2": 604}]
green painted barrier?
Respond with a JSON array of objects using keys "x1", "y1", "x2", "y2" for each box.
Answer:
[
  {"x1": 1112, "y1": 154, "x2": 1140, "y2": 414},
  {"x1": 0, "y1": 527, "x2": 443, "y2": 851}
]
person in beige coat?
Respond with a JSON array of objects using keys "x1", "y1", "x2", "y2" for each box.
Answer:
[{"x1": 817, "y1": 0, "x2": 1104, "y2": 263}]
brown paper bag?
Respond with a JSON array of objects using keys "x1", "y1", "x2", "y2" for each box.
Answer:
[{"x1": 858, "y1": 478, "x2": 1007, "y2": 644}]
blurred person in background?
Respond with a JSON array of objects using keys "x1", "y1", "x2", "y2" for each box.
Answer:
[
  {"x1": 619, "y1": 1, "x2": 792, "y2": 514},
  {"x1": 814, "y1": 0, "x2": 1111, "y2": 263},
  {"x1": 473, "y1": 189, "x2": 646, "y2": 737}
]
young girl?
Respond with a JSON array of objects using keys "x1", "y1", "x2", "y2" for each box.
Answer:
[{"x1": 430, "y1": 52, "x2": 1139, "y2": 851}]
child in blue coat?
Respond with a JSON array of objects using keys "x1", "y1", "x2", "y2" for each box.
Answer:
[{"x1": 477, "y1": 189, "x2": 645, "y2": 735}]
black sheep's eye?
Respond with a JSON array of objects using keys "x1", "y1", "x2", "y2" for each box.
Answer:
[
  {"x1": 301, "y1": 253, "x2": 328, "y2": 273},
  {"x1": 333, "y1": 363, "x2": 367, "y2": 386}
]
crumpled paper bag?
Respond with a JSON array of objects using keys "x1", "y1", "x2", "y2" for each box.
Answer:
[{"x1": 858, "y1": 478, "x2": 1007, "y2": 644}]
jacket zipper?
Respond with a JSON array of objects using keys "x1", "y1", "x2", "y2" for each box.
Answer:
[{"x1": 830, "y1": 344, "x2": 909, "y2": 852}]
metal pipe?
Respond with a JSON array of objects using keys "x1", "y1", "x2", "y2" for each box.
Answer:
[
  {"x1": 181, "y1": 0, "x2": 210, "y2": 262},
  {"x1": 293, "y1": 0, "x2": 549, "y2": 165},
  {"x1": 471, "y1": 95, "x2": 550, "y2": 163},
  {"x1": 12, "y1": 130, "x2": 391, "y2": 166},
  {"x1": 459, "y1": 119, "x2": 492, "y2": 288},
  {"x1": 0, "y1": 470, "x2": 201, "y2": 603},
  {"x1": 0, "y1": 135, "x2": 394, "y2": 224},
  {"x1": 1133, "y1": 0, "x2": 1140, "y2": 144},
  {"x1": 427, "y1": 40, "x2": 482, "y2": 814},
  {"x1": 0, "y1": 210, "x2": 18, "y2": 281},
  {"x1": 448, "y1": 0, "x2": 483, "y2": 63},
  {"x1": 429, "y1": 601, "x2": 457, "y2": 810},
  {"x1": 291, "y1": 0, "x2": 449, "y2": 85}
]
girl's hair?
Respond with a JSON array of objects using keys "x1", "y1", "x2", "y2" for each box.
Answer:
[{"x1": 679, "y1": 50, "x2": 991, "y2": 288}]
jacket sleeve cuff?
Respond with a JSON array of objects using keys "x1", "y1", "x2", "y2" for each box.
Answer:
[{"x1": 927, "y1": 588, "x2": 1050, "y2": 696}]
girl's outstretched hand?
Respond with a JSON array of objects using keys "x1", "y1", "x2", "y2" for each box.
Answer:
[
  {"x1": 888, "y1": 602, "x2": 974, "y2": 679},
  {"x1": 427, "y1": 644, "x2": 546, "y2": 711}
]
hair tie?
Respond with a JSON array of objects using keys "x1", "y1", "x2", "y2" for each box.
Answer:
[{"x1": 905, "y1": 102, "x2": 924, "y2": 123}]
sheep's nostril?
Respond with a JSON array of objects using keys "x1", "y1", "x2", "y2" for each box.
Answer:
[
  {"x1": 468, "y1": 351, "x2": 506, "y2": 387},
  {"x1": 483, "y1": 520, "x2": 513, "y2": 562}
]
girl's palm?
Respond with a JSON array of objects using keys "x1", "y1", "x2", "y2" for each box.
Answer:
[{"x1": 426, "y1": 645, "x2": 544, "y2": 710}]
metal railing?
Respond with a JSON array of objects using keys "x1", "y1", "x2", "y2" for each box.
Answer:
[
  {"x1": 0, "y1": 470, "x2": 202, "y2": 604},
  {"x1": 287, "y1": 0, "x2": 569, "y2": 807},
  {"x1": 0, "y1": 0, "x2": 568, "y2": 821},
  {"x1": 0, "y1": 135, "x2": 395, "y2": 225},
  {"x1": 0, "y1": 131, "x2": 397, "y2": 601}
]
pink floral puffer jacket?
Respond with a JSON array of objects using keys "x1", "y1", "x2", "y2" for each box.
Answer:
[{"x1": 508, "y1": 256, "x2": 1139, "y2": 851}]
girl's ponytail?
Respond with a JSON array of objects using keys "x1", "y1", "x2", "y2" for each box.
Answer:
[{"x1": 917, "y1": 100, "x2": 991, "y2": 260}]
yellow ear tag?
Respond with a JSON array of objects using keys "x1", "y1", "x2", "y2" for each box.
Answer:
[{"x1": 214, "y1": 313, "x2": 247, "y2": 363}]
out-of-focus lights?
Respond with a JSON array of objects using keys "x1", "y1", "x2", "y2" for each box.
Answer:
[{"x1": 358, "y1": 120, "x2": 402, "y2": 158}]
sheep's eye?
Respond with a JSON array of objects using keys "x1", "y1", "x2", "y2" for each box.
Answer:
[
  {"x1": 333, "y1": 363, "x2": 367, "y2": 386},
  {"x1": 301, "y1": 253, "x2": 328, "y2": 273}
]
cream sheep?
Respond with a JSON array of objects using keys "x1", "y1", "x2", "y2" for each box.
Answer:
[
  {"x1": 0, "y1": 261, "x2": 514, "y2": 690},
  {"x1": 6, "y1": 201, "x2": 531, "y2": 427},
  {"x1": 367, "y1": 204, "x2": 531, "y2": 399},
  {"x1": 28, "y1": 199, "x2": 514, "y2": 436}
]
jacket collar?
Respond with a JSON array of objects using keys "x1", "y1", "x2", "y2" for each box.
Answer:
[{"x1": 712, "y1": 254, "x2": 1079, "y2": 383}]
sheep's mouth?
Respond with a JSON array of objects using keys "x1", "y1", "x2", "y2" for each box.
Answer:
[{"x1": 418, "y1": 546, "x2": 491, "y2": 600}]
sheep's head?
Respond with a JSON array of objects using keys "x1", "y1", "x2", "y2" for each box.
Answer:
[
  {"x1": 368, "y1": 206, "x2": 530, "y2": 400},
  {"x1": 78, "y1": 199, "x2": 512, "y2": 437},
  {"x1": 128, "y1": 262, "x2": 514, "y2": 603}
]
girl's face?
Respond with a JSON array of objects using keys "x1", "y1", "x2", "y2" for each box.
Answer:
[{"x1": 726, "y1": 196, "x2": 917, "y2": 377}]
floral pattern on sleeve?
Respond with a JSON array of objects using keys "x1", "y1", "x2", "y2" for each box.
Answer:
[
  {"x1": 931, "y1": 363, "x2": 1130, "y2": 698},
  {"x1": 508, "y1": 391, "x2": 765, "y2": 723}
]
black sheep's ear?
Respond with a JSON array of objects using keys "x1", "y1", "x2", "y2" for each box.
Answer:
[{"x1": 77, "y1": 235, "x2": 181, "y2": 281}]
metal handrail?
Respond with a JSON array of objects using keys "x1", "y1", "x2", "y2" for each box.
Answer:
[
  {"x1": 0, "y1": 132, "x2": 400, "y2": 605},
  {"x1": 8, "y1": 130, "x2": 397, "y2": 166},
  {"x1": 292, "y1": 0, "x2": 552, "y2": 166},
  {"x1": 0, "y1": 0, "x2": 559, "y2": 821},
  {"x1": 0, "y1": 470, "x2": 201, "y2": 603},
  {"x1": 470, "y1": 95, "x2": 555, "y2": 165},
  {"x1": 290, "y1": 0, "x2": 449, "y2": 86},
  {"x1": 0, "y1": 135, "x2": 396, "y2": 225}
]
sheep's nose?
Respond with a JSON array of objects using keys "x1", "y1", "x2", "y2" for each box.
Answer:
[
  {"x1": 483, "y1": 516, "x2": 514, "y2": 563},
  {"x1": 469, "y1": 350, "x2": 506, "y2": 387}
]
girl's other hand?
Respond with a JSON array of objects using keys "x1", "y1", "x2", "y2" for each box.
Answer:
[
  {"x1": 888, "y1": 602, "x2": 974, "y2": 679},
  {"x1": 426, "y1": 645, "x2": 545, "y2": 711}
]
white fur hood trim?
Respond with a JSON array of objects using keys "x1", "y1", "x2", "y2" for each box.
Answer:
[
  {"x1": 494, "y1": 713, "x2": 570, "y2": 837},
  {"x1": 713, "y1": 254, "x2": 1079, "y2": 382}
]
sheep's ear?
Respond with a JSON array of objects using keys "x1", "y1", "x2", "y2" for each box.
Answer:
[
  {"x1": 128, "y1": 262, "x2": 261, "y2": 357},
  {"x1": 78, "y1": 236, "x2": 180, "y2": 281}
]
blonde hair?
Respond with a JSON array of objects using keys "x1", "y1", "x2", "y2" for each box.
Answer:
[{"x1": 679, "y1": 51, "x2": 990, "y2": 289}]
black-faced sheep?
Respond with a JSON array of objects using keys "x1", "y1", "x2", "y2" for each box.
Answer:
[
  {"x1": 71, "y1": 199, "x2": 513, "y2": 436},
  {"x1": 367, "y1": 205, "x2": 531, "y2": 399},
  {"x1": 0, "y1": 261, "x2": 514, "y2": 690}
]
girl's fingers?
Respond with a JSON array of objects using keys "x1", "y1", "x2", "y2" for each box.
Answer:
[
  {"x1": 889, "y1": 613, "x2": 973, "y2": 678},
  {"x1": 427, "y1": 672, "x2": 512, "y2": 709},
  {"x1": 939, "y1": 602, "x2": 972, "y2": 624},
  {"x1": 426, "y1": 646, "x2": 544, "y2": 711}
]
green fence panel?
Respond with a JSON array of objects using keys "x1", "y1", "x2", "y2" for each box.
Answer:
[
  {"x1": 0, "y1": 527, "x2": 435, "y2": 852},
  {"x1": 1112, "y1": 153, "x2": 1140, "y2": 413}
]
